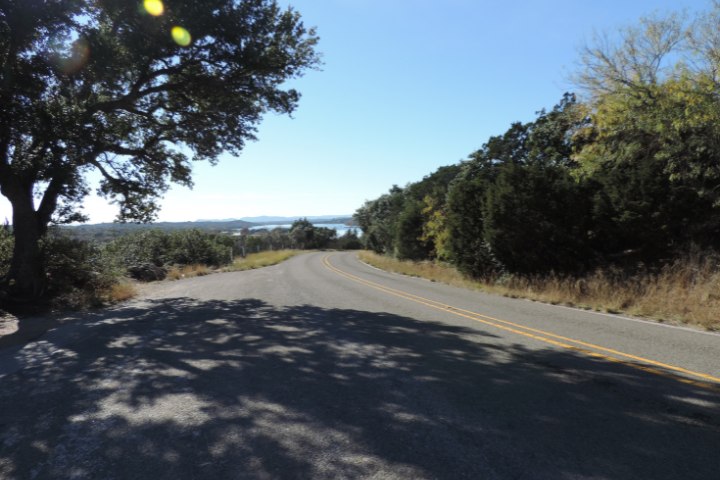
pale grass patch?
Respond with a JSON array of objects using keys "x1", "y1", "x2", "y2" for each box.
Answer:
[
  {"x1": 107, "y1": 281, "x2": 137, "y2": 303},
  {"x1": 358, "y1": 251, "x2": 720, "y2": 331},
  {"x1": 229, "y1": 249, "x2": 301, "y2": 271},
  {"x1": 357, "y1": 251, "x2": 476, "y2": 289},
  {"x1": 167, "y1": 264, "x2": 212, "y2": 280}
]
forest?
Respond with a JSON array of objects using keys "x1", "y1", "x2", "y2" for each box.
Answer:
[{"x1": 354, "y1": 8, "x2": 720, "y2": 327}]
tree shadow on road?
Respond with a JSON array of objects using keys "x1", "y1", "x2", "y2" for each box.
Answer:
[{"x1": 0, "y1": 297, "x2": 718, "y2": 479}]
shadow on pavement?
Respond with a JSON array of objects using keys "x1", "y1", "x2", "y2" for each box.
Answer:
[{"x1": 0, "y1": 297, "x2": 718, "y2": 479}]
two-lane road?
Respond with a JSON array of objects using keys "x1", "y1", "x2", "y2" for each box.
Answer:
[{"x1": 1, "y1": 251, "x2": 718, "y2": 479}]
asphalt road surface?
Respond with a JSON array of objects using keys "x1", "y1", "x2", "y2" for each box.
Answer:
[{"x1": 1, "y1": 251, "x2": 719, "y2": 479}]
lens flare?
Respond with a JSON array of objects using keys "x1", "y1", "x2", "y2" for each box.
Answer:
[
  {"x1": 143, "y1": 0, "x2": 164, "y2": 16},
  {"x1": 171, "y1": 26, "x2": 192, "y2": 47},
  {"x1": 52, "y1": 37, "x2": 90, "y2": 75}
]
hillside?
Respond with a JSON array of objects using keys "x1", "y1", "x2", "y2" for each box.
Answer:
[{"x1": 61, "y1": 216, "x2": 356, "y2": 241}]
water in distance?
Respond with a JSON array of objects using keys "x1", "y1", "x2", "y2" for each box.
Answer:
[{"x1": 246, "y1": 223, "x2": 357, "y2": 236}]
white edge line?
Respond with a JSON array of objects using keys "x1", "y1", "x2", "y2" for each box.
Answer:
[
  {"x1": 546, "y1": 302, "x2": 720, "y2": 337},
  {"x1": 353, "y1": 255, "x2": 720, "y2": 338}
]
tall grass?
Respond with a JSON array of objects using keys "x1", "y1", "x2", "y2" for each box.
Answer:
[
  {"x1": 161, "y1": 250, "x2": 302, "y2": 279},
  {"x1": 166, "y1": 264, "x2": 212, "y2": 280},
  {"x1": 107, "y1": 282, "x2": 137, "y2": 302},
  {"x1": 229, "y1": 249, "x2": 301, "y2": 271},
  {"x1": 358, "y1": 251, "x2": 720, "y2": 331},
  {"x1": 358, "y1": 251, "x2": 475, "y2": 289}
]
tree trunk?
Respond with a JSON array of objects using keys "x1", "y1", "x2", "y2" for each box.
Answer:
[{"x1": 4, "y1": 182, "x2": 47, "y2": 300}]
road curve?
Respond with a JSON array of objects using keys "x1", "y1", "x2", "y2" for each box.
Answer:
[{"x1": 1, "y1": 251, "x2": 718, "y2": 479}]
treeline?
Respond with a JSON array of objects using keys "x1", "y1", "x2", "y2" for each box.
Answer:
[
  {"x1": 238, "y1": 219, "x2": 362, "y2": 253},
  {"x1": 0, "y1": 228, "x2": 237, "y2": 307},
  {"x1": 356, "y1": 7, "x2": 720, "y2": 278},
  {"x1": 0, "y1": 219, "x2": 360, "y2": 309}
]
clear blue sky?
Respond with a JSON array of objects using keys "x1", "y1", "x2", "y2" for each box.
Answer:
[{"x1": 0, "y1": 0, "x2": 707, "y2": 223}]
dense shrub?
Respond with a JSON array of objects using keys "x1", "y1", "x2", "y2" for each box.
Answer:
[
  {"x1": 481, "y1": 163, "x2": 595, "y2": 274},
  {"x1": 106, "y1": 229, "x2": 234, "y2": 271},
  {"x1": 0, "y1": 226, "x2": 12, "y2": 278},
  {"x1": 40, "y1": 234, "x2": 124, "y2": 308},
  {"x1": 166, "y1": 229, "x2": 234, "y2": 266},
  {"x1": 335, "y1": 229, "x2": 362, "y2": 250},
  {"x1": 107, "y1": 230, "x2": 173, "y2": 267}
]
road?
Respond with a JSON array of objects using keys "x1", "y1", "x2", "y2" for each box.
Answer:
[{"x1": 1, "y1": 251, "x2": 719, "y2": 479}]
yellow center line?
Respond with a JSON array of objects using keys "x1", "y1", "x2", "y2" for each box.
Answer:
[{"x1": 322, "y1": 253, "x2": 720, "y2": 392}]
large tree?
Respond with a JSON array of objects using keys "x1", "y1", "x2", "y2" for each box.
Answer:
[
  {"x1": 574, "y1": 4, "x2": 720, "y2": 259},
  {"x1": 0, "y1": 0, "x2": 319, "y2": 298}
]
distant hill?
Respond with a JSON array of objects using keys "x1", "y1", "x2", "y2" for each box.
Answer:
[
  {"x1": 239, "y1": 215, "x2": 354, "y2": 224},
  {"x1": 62, "y1": 219, "x2": 256, "y2": 241},
  {"x1": 60, "y1": 215, "x2": 357, "y2": 241}
]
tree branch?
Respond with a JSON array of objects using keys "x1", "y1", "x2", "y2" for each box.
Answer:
[{"x1": 36, "y1": 174, "x2": 65, "y2": 228}]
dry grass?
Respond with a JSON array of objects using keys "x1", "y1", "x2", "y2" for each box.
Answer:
[
  {"x1": 358, "y1": 251, "x2": 476, "y2": 289},
  {"x1": 229, "y1": 249, "x2": 301, "y2": 271},
  {"x1": 107, "y1": 281, "x2": 137, "y2": 302},
  {"x1": 51, "y1": 279, "x2": 138, "y2": 310},
  {"x1": 159, "y1": 251, "x2": 301, "y2": 280},
  {"x1": 358, "y1": 251, "x2": 720, "y2": 331},
  {"x1": 167, "y1": 264, "x2": 212, "y2": 280}
]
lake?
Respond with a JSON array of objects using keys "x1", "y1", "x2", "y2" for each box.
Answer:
[{"x1": 246, "y1": 223, "x2": 358, "y2": 236}]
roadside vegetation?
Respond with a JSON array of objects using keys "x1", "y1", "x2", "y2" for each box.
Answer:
[
  {"x1": 355, "y1": 5, "x2": 720, "y2": 331},
  {"x1": 359, "y1": 251, "x2": 720, "y2": 331},
  {"x1": 0, "y1": 219, "x2": 360, "y2": 313},
  {"x1": 229, "y1": 250, "x2": 302, "y2": 271},
  {"x1": 0, "y1": 0, "x2": 320, "y2": 303}
]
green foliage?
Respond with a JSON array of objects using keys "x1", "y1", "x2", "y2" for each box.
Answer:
[
  {"x1": 41, "y1": 235, "x2": 122, "y2": 302},
  {"x1": 573, "y1": 8, "x2": 720, "y2": 259},
  {"x1": 336, "y1": 229, "x2": 363, "y2": 250},
  {"x1": 312, "y1": 227, "x2": 338, "y2": 249},
  {"x1": 289, "y1": 218, "x2": 314, "y2": 249},
  {"x1": 235, "y1": 222, "x2": 357, "y2": 255},
  {"x1": 289, "y1": 218, "x2": 337, "y2": 249},
  {"x1": 476, "y1": 95, "x2": 596, "y2": 274},
  {"x1": 405, "y1": 165, "x2": 460, "y2": 260},
  {"x1": 107, "y1": 229, "x2": 233, "y2": 269},
  {"x1": 358, "y1": 6, "x2": 720, "y2": 278},
  {"x1": 1, "y1": 0, "x2": 319, "y2": 222},
  {"x1": 3, "y1": 226, "x2": 128, "y2": 308},
  {"x1": 420, "y1": 194, "x2": 451, "y2": 261},
  {"x1": 0, "y1": 226, "x2": 14, "y2": 278},
  {"x1": 0, "y1": 0, "x2": 319, "y2": 298},
  {"x1": 445, "y1": 174, "x2": 498, "y2": 278},
  {"x1": 168, "y1": 230, "x2": 234, "y2": 266},
  {"x1": 443, "y1": 95, "x2": 588, "y2": 276},
  {"x1": 395, "y1": 199, "x2": 432, "y2": 260},
  {"x1": 354, "y1": 167, "x2": 463, "y2": 260},
  {"x1": 106, "y1": 230, "x2": 172, "y2": 268},
  {"x1": 482, "y1": 163, "x2": 594, "y2": 274},
  {"x1": 354, "y1": 186, "x2": 405, "y2": 254}
]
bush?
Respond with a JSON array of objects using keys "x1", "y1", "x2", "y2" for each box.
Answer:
[
  {"x1": 0, "y1": 226, "x2": 13, "y2": 278},
  {"x1": 481, "y1": 163, "x2": 595, "y2": 274},
  {"x1": 167, "y1": 229, "x2": 233, "y2": 266},
  {"x1": 445, "y1": 176, "x2": 501, "y2": 279},
  {"x1": 106, "y1": 229, "x2": 234, "y2": 273},
  {"x1": 336, "y1": 229, "x2": 363, "y2": 250},
  {"x1": 105, "y1": 230, "x2": 173, "y2": 267},
  {"x1": 40, "y1": 233, "x2": 125, "y2": 308}
]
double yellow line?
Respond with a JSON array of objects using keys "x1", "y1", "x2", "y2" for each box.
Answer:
[{"x1": 322, "y1": 254, "x2": 720, "y2": 392}]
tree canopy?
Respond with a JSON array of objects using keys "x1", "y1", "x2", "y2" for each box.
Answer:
[
  {"x1": 0, "y1": 0, "x2": 319, "y2": 297},
  {"x1": 355, "y1": 3, "x2": 720, "y2": 278}
]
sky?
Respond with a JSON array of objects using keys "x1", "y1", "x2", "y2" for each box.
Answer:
[{"x1": 0, "y1": 0, "x2": 708, "y2": 223}]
